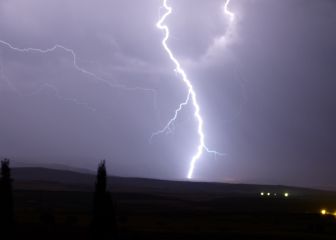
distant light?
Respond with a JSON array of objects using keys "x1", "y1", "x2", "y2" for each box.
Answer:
[
  {"x1": 321, "y1": 209, "x2": 327, "y2": 215},
  {"x1": 284, "y1": 192, "x2": 289, "y2": 197},
  {"x1": 334, "y1": 211, "x2": 336, "y2": 217},
  {"x1": 267, "y1": 192, "x2": 271, "y2": 196},
  {"x1": 260, "y1": 192, "x2": 264, "y2": 196},
  {"x1": 274, "y1": 193, "x2": 277, "y2": 196}
]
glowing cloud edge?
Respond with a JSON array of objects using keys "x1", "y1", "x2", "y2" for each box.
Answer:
[{"x1": 224, "y1": 0, "x2": 235, "y2": 22}]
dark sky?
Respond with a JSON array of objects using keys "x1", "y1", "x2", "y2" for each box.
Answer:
[{"x1": 0, "y1": 0, "x2": 335, "y2": 190}]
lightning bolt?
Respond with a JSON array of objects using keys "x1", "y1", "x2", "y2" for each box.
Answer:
[
  {"x1": 156, "y1": 0, "x2": 224, "y2": 180},
  {"x1": 0, "y1": 40, "x2": 158, "y2": 110},
  {"x1": 0, "y1": 55, "x2": 97, "y2": 111},
  {"x1": 0, "y1": 58, "x2": 16, "y2": 92},
  {"x1": 0, "y1": 0, "x2": 234, "y2": 180},
  {"x1": 224, "y1": 0, "x2": 235, "y2": 22}
]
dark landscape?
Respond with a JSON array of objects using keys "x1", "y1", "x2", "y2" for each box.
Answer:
[{"x1": 1, "y1": 165, "x2": 335, "y2": 239}]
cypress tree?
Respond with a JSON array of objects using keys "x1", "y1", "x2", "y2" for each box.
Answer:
[
  {"x1": 92, "y1": 160, "x2": 117, "y2": 239},
  {"x1": 0, "y1": 159, "x2": 14, "y2": 234}
]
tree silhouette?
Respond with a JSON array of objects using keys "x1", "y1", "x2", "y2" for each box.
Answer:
[
  {"x1": 0, "y1": 158, "x2": 14, "y2": 234},
  {"x1": 92, "y1": 160, "x2": 117, "y2": 239}
]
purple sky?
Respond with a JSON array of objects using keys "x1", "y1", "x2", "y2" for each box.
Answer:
[{"x1": 0, "y1": 0, "x2": 335, "y2": 190}]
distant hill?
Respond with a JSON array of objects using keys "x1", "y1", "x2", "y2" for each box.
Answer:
[
  {"x1": 11, "y1": 160, "x2": 94, "y2": 174},
  {"x1": 12, "y1": 167, "x2": 336, "y2": 199}
]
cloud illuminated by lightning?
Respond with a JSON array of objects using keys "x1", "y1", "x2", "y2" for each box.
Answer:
[
  {"x1": 156, "y1": 0, "x2": 223, "y2": 179},
  {"x1": 224, "y1": 0, "x2": 235, "y2": 22},
  {"x1": 195, "y1": 0, "x2": 236, "y2": 63}
]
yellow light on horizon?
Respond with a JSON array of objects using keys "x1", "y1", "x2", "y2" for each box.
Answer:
[
  {"x1": 267, "y1": 192, "x2": 271, "y2": 196},
  {"x1": 321, "y1": 209, "x2": 327, "y2": 215},
  {"x1": 260, "y1": 192, "x2": 264, "y2": 196},
  {"x1": 284, "y1": 192, "x2": 289, "y2": 197}
]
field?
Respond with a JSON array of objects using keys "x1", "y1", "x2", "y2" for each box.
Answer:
[{"x1": 8, "y1": 168, "x2": 336, "y2": 239}]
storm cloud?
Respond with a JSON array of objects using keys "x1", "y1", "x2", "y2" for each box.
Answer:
[{"x1": 0, "y1": 0, "x2": 335, "y2": 190}]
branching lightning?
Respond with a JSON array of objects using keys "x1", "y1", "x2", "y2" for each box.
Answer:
[
  {"x1": 156, "y1": 0, "x2": 225, "y2": 179},
  {"x1": 0, "y1": 40, "x2": 158, "y2": 110},
  {"x1": 150, "y1": 91, "x2": 190, "y2": 142},
  {"x1": 0, "y1": 55, "x2": 97, "y2": 111}
]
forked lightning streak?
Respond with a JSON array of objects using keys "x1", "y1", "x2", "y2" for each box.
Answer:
[{"x1": 156, "y1": 0, "x2": 227, "y2": 179}]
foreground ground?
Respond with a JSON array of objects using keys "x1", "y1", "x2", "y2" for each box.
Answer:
[{"x1": 7, "y1": 168, "x2": 336, "y2": 239}]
